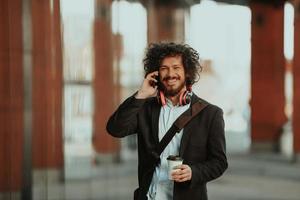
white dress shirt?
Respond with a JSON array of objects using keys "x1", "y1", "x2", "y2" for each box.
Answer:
[{"x1": 147, "y1": 98, "x2": 190, "y2": 200}]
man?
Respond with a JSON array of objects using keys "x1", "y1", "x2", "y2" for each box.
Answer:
[{"x1": 106, "y1": 42, "x2": 228, "y2": 200}]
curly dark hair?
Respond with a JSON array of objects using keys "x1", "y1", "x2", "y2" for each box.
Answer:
[{"x1": 143, "y1": 42, "x2": 202, "y2": 86}]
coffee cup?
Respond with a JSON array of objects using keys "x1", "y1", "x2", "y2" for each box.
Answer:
[{"x1": 167, "y1": 155, "x2": 183, "y2": 180}]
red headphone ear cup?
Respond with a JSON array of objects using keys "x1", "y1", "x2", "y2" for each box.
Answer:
[
  {"x1": 180, "y1": 91, "x2": 191, "y2": 106},
  {"x1": 179, "y1": 91, "x2": 185, "y2": 106},
  {"x1": 185, "y1": 93, "x2": 191, "y2": 104},
  {"x1": 182, "y1": 91, "x2": 188, "y2": 105},
  {"x1": 159, "y1": 91, "x2": 166, "y2": 106}
]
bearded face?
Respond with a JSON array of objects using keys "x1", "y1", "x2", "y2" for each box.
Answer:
[{"x1": 159, "y1": 55, "x2": 186, "y2": 97}]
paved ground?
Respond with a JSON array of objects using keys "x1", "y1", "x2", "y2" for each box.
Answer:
[
  {"x1": 32, "y1": 152, "x2": 300, "y2": 200},
  {"x1": 209, "y1": 153, "x2": 300, "y2": 200}
]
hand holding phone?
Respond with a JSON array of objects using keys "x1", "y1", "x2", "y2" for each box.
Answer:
[
  {"x1": 149, "y1": 74, "x2": 159, "y2": 88},
  {"x1": 135, "y1": 71, "x2": 159, "y2": 99}
]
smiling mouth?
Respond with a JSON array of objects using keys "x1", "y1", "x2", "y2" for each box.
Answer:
[
  {"x1": 163, "y1": 77, "x2": 179, "y2": 85},
  {"x1": 166, "y1": 79, "x2": 177, "y2": 85}
]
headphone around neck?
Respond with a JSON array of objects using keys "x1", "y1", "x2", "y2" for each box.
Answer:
[{"x1": 157, "y1": 87, "x2": 192, "y2": 106}]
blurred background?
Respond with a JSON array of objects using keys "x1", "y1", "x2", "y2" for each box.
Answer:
[{"x1": 1, "y1": 0, "x2": 300, "y2": 199}]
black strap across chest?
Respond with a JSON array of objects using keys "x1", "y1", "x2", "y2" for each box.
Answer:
[{"x1": 150, "y1": 101, "x2": 208, "y2": 161}]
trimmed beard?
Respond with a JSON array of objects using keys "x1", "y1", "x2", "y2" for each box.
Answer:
[{"x1": 161, "y1": 81, "x2": 186, "y2": 97}]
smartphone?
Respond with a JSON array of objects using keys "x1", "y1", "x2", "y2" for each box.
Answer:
[{"x1": 150, "y1": 74, "x2": 160, "y2": 89}]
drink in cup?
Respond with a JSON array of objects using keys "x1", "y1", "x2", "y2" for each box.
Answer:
[{"x1": 167, "y1": 155, "x2": 183, "y2": 180}]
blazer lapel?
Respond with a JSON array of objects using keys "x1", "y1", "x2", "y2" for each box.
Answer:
[
  {"x1": 179, "y1": 94, "x2": 199, "y2": 157},
  {"x1": 151, "y1": 101, "x2": 161, "y2": 144}
]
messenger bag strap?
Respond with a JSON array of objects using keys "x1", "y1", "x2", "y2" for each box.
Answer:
[{"x1": 153, "y1": 101, "x2": 208, "y2": 158}]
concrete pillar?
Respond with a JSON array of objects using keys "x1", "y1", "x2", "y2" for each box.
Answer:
[
  {"x1": 250, "y1": 2, "x2": 287, "y2": 151},
  {"x1": 0, "y1": 0, "x2": 23, "y2": 193},
  {"x1": 31, "y1": 0, "x2": 63, "y2": 169},
  {"x1": 293, "y1": 2, "x2": 300, "y2": 159},
  {"x1": 146, "y1": 1, "x2": 186, "y2": 43},
  {"x1": 93, "y1": 0, "x2": 120, "y2": 160}
]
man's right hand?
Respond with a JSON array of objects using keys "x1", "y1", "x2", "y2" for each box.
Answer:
[{"x1": 135, "y1": 71, "x2": 159, "y2": 99}]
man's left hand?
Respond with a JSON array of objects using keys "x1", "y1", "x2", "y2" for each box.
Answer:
[{"x1": 171, "y1": 164, "x2": 192, "y2": 182}]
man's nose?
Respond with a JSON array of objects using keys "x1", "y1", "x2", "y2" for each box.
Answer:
[{"x1": 167, "y1": 68, "x2": 175, "y2": 76}]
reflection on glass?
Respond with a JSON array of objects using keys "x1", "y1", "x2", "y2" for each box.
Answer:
[
  {"x1": 112, "y1": 1, "x2": 147, "y2": 161},
  {"x1": 284, "y1": 2, "x2": 294, "y2": 61},
  {"x1": 188, "y1": 1, "x2": 251, "y2": 152},
  {"x1": 64, "y1": 85, "x2": 93, "y2": 179},
  {"x1": 61, "y1": 0, "x2": 94, "y2": 181},
  {"x1": 59, "y1": 0, "x2": 147, "y2": 199}
]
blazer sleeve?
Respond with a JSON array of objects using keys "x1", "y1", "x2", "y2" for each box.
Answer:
[
  {"x1": 106, "y1": 93, "x2": 147, "y2": 138},
  {"x1": 189, "y1": 108, "x2": 228, "y2": 186}
]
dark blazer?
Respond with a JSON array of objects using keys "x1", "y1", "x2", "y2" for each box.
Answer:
[{"x1": 106, "y1": 93, "x2": 228, "y2": 200}]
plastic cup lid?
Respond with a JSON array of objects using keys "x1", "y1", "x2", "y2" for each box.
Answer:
[{"x1": 167, "y1": 155, "x2": 183, "y2": 161}]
